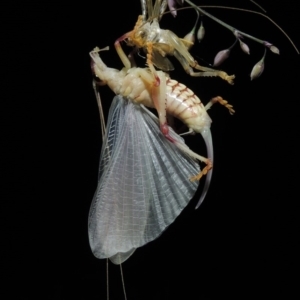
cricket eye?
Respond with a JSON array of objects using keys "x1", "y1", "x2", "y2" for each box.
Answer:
[{"x1": 136, "y1": 30, "x2": 145, "y2": 39}]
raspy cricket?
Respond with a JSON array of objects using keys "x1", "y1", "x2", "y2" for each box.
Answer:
[
  {"x1": 88, "y1": 45, "x2": 234, "y2": 265},
  {"x1": 87, "y1": 1, "x2": 298, "y2": 299},
  {"x1": 88, "y1": 0, "x2": 298, "y2": 262}
]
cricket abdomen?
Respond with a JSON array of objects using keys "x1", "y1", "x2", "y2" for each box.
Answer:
[{"x1": 165, "y1": 78, "x2": 212, "y2": 133}]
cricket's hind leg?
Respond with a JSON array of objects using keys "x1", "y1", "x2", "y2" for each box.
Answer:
[{"x1": 173, "y1": 50, "x2": 235, "y2": 84}]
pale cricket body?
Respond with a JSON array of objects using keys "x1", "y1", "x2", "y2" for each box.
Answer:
[
  {"x1": 87, "y1": 5, "x2": 299, "y2": 300},
  {"x1": 88, "y1": 46, "x2": 233, "y2": 264},
  {"x1": 90, "y1": 47, "x2": 233, "y2": 182}
]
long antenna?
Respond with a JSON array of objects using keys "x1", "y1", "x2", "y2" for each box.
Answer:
[
  {"x1": 92, "y1": 80, "x2": 106, "y2": 140},
  {"x1": 106, "y1": 259, "x2": 109, "y2": 300},
  {"x1": 250, "y1": 0, "x2": 266, "y2": 13},
  {"x1": 120, "y1": 263, "x2": 127, "y2": 300}
]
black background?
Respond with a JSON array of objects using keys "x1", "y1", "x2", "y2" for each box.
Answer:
[{"x1": 2, "y1": 1, "x2": 299, "y2": 299}]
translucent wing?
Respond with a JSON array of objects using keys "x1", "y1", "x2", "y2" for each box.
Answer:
[
  {"x1": 142, "y1": 0, "x2": 167, "y2": 20},
  {"x1": 88, "y1": 95, "x2": 200, "y2": 264},
  {"x1": 151, "y1": 45, "x2": 175, "y2": 71}
]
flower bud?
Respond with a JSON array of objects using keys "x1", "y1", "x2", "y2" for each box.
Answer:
[
  {"x1": 213, "y1": 49, "x2": 230, "y2": 67},
  {"x1": 270, "y1": 45, "x2": 280, "y2": 54},
  {"x1": 197, "y1": 22, "x2": 205, "y2": 42},
  {"x1": 168, "y1": 0, "x2": 177, "y2": 17},
  {"x1": 239, "y1": 40, "x2": 250, "y2": 54},
  {"x1": 250, "y1": 59, "x2": 264, "y2": 80},
  {"x1": 264, "y1": 42, "x2": 280, "y2": 54}
]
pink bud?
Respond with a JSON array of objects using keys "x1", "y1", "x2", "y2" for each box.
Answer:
[
  {"x1": 239, "y1": 40, "x2": 250, "y2": 54},
  {"x1": 213, "y1": 49, "x2": 230, "y2": 67},
  {"x1": 168, "y1": 0, "x2": 177, "y2": 17},
  {"x1": 250, "y1": 59, "x2": 264, "y2": 80}
]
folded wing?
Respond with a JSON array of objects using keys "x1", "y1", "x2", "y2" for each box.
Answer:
[{"x1": 88, "y1": 95, "x2": 200, "y2": 264}]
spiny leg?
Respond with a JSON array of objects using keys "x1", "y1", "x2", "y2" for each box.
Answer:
[
  {"x1": 135, "y1": 69, "x2": 170, "y2": 138},
  {"x1": 114, "y1": 32, "x2": 133, "y2": 69},
  {"x1": 205, "y1": 96, "x2": 235, "y2": 114},
  {"x1": 146, "y1": 42, "x2": 161, "y2": 86},
  {"x1": 128, "y1": 47, "x2": 139, "y2": 67},
  {"x1": 173, "y1": 139, "x2": 213, "y2": 181},
  {"x1": 190, "y1": 160, "x2": 212, "y2": 181},
  {"x1": 188, "y1": 67, "x2": 235, "y2": 85},
  {"x1": 192, "y1": 64, "x2": 235, "y2": 84},
  {"x1": 173, "y1": 50, "x2": 235, "y2": 84}
]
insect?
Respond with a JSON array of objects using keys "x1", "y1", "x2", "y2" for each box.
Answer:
[
  {"x1": 86, "y1": 2, "x2": 299, "y2": 299},
  {"x1": 88, "y1": 46, "x2": 233, "y2": 264}
]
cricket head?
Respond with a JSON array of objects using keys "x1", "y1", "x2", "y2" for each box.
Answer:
[
  {"x1": 90, "y1": 46, "x2": 126, "y2": 94},
  {"x1": 127, "y1": 15, "x2": 151, "y2": 48},
  {"x1": 90, "y1": 46, "x2": 110, "y2": 77}
]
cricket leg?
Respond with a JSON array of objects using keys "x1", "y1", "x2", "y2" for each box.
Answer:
[
  {"x1": 114, "y1": 32, "x2": 133, "y2": 69},
  {"x1": 205, "y1": 96, "x2": 235, "y2": 115},
  {"x1": 173, "y1": 50, "x2": 235, "y2": 84}
]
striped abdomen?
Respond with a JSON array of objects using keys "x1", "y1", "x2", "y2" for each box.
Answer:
[{"x1": 165, "y1": 78, "x2": 212, "y2": 133}]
